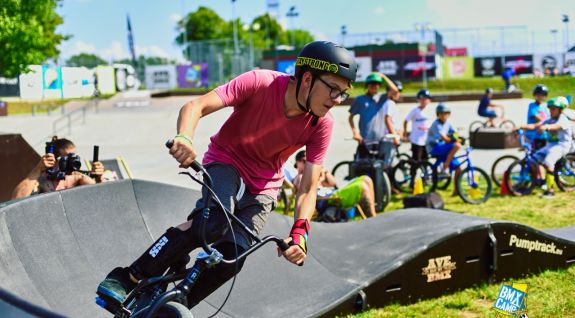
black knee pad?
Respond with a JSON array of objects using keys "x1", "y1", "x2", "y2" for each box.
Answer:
[
  {"x1": 186, "y1": 242, "x2": 246, "y2": 307},
  {"x1": 130, "y1": 227, "x2": 199, "y2": 279}
]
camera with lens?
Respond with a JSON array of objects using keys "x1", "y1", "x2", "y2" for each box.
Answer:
[{"x1": 45, "y1": 141, "x2": 82, "y2": 180}]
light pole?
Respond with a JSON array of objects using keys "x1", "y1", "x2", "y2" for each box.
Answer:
[
  {"x1": 341, "y1": 25, "x2": 347, "y2": 47},
  {"x1": 286, "y1": 6, "x2": 299, "y2": 49},
  {"x1": 243, "y1": 22, "x2": 260, "y2": 70},
  {"x1": 231, "y1": 0, "x2": 241, "y2": 76},
  {"x1": 551, "y1": 29, "x2": 559, "y2": 56},
  {"x1": 415, "y1": 22, "x2": 432, "y2": 88},
  {"x1": 563, "y1": 14, "x2": 570, "y2": 72}
]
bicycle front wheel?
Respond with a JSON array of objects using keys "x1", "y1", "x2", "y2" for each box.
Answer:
[
  {"x1": 432, "y1": 165, "x2": 452, "y2": 191},
  {"x1": 381, "y1": 170, "x2": 392, "y2": 210},
  {"x1": 555, "y1": 153, "x2": 575, "y2": 192},
  {"x1": 391, "y1": 159, "x2": 413, "y2": 193},
  {"x1": 155, "y1": 301, "x2": 193, "y2": 318},
  {"x1": 331, "y1": 161, "x2": 352, "y2": 186},
  {"x1": 505, "y1": 160, "x2": 536, "y2": 196},
  {"x1": 456, "y1": 167, "x2": 492, "y2": 204},
  {"x1": 491, "y1": 155, "x2": 519, "y2": 187}
]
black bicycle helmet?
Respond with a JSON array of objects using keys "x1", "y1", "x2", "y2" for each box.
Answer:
[
  {"x1": 532, "y1": 84, "x2": 548, "y2": 96},
  {"x1": 386, "y1": 80, "x2": 403, "y2": 92},
  {"x1": 294, "y1": 41, "x2": 358, "y2": 125},
  {"x1": 485, "y1": 88, "x2": 494, "y2": 94},
  {"x1": 436, "y1": 103, "x2": 451, "y2": 114},
  {"x1": 417, "y1": 89, "x2": 431, "y2": 99}
]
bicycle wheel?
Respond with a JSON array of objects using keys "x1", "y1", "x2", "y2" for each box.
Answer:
[
  {"x1": 277, "y1": 187, "x2": 289, "y2": 214},
  {"x1": 469, "y1": 121, "x2": 484, "y2": 133},
  {"x1": 331, "y1": 161, "x2": 352, "y2": 186},
  {"x1": 555, "y1": 153, "x2": 575, "y2": 192},
  {"x1": 432, "y1": 165, "x2": 452, "y2": 191},
  {"x1": 499, "y1": 119, "x2": 516, "y2": 130},
  {"x1": 456, "y1": 167, "x2": 492, "y2": 204},
  {"x1": 505, "y1": 159, "x2": 536, "y2": 196},
  {"x1": 391, "y1": 159, "x2": 413, "y2": 193},
  {"x1": 491, "y1": 155, "x2": 520, "y2": 187},
  {"x1": 381, "y1": 170, "x2": 392, "y2": 210},
  {"x1": 155, "y1": 301, "x2": 193, "y2": 318},
  {"x1": 418, "y1": 161, "x2": 435, "y2": 193}
]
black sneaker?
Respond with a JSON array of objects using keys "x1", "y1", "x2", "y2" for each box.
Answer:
[
  {"x1": 541, "y1": 190, "x2": 555, "y2": 199},
  {"x1": 96, "y1": 267, "x2": 137, "y2": 312}
]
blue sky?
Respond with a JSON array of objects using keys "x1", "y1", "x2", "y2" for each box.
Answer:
[{"x1": 56, "y1": 0, "x2": 575, "y2": 62}]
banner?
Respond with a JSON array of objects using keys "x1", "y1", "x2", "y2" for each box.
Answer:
[
  {"x1": 355, "y1": 56, "x2": 372, "y2": 82},
  {"x1": 96, "y1": 66, "x2": 117, "y2": 95},
  {"x1": 503, "y1": 55, "x2": 533, "y2": 75},
  {"x1": 145, "y1": 65, "x2": 177, "y2": 90},
  {"x1": 42, "y1": 65, "x2": 63, "y2": 99},
  {"x1": 177, "y1": 64, "x2": 208, "y2": 88},
  {"x1": 442, "y1": 56, "x2": 473, "y2": 79},
  {"x1": 403, "y1": 56, "x2": 436, "y2": 79},
  {"x1": 19, "y1": 65, "x2": 43, "y2": 100},
  {"x1": 474, "y1": 57, "x2": 502, "y2": 77},
  {"x1": 62, "y1": 67, "x2": 94, "y2": 99},
  {"x1": 566, "y1": 52, "x2": 575, "y2": 75},
  {"x1": 0, "y1": 77, "x2": 20, "y2": 97},
  {"x1": 533, "y1": 54, "x2": 563, "y2": 75},
  {"x1": 276, "y1": 60, "x2": 296, "y2": 75},
  {"x1": 373, "y1": 58, "x2": 401, "y2": 77}
]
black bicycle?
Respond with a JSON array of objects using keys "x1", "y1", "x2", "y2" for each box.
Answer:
[{"x1": 95, "y1": 141, "x2": 289, "y2": 318}]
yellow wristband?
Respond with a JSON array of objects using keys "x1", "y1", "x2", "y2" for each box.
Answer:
[{"x1": 175, "y1": 133, "x2": 193, "y2": 146}]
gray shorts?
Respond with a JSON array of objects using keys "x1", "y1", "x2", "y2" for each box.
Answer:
[
  {"x1": 189, "y1": 163, "x2": 276, "y2": 249},
  {"x1": 533, "y1": 144, "x2": 570, "y2": 170}
]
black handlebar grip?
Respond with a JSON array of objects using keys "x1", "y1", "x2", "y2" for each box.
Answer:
[
  {"x1": 165, "y1": 139, "x2": 202, "y2": 172},
  {"x1": 277, "y1": 240, "x2": 290, "y2": 252},
  {"x1": 93, "y1": 145, "x2": 99, "y2": 162}
]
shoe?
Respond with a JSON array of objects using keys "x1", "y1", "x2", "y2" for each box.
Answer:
[
  {"x1": 541, "y1": 190, "x2": 555, "y2": 199},
  {"x1": 96, "y1": 267, "x2": 137, "y2": 312},
  {"x1": 540, "y1": 184, "x2": 548, "y2": 191}
]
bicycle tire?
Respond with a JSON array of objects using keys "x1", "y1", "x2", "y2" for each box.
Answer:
[
  {"x1": 490, "y1": 155, "x2": 520, "y2": 187},
  {"x1": 432, "y1": 165, "x2": 452, "y2": 191},
  {"x1": 555, "y1": 153, "x2": 575, "y2": 192},
  {"x1": 154, "y1": 301, "x2": 193, "y2": 318},
  {"x1": 418, "y1": 161, "x2": 435, "y2": 193},
  {"x1": 381, "y1": 170, "x2": 392, "y2": 210},
  {"x1": 469, "y1": 121, "x2": 484, "y2": 133},
  {"x1": 331, "y1": 161, "x2": 352, "y2": 186},
  {"x1": 505, "y1": 159, "x2": 536, "y2": 196},
  {"x1": 391, "y1": 159, "x2": 413, "y2": 193},
  {"x1": 456, "y1": 167, "x2": 492, "y2": 204},
  {"x1": 498, "y1": 119, "x2": 516, "y2": 130},
  {"x1": 277, "y1": 187, "x2": 289, "y2": 215}
]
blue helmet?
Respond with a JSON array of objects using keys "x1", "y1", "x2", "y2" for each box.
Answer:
[
  {"x1": 417, "y1": 89, "x2": 431, "y2": 99},
  {"x1": 436, "y1": 103, "x2": 451, "y2": 114}
]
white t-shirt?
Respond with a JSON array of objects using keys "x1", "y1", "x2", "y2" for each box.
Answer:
[
  {"x1": 382, "y1": 99, "x2": 398, "y2": 135},
  {"x1": 405, "y1": 105, "x2": 432, "y2": 146}
]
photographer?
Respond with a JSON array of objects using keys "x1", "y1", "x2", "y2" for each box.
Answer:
[{"x1": 11, "y1": 137, "x2": 104, "y2": 199}]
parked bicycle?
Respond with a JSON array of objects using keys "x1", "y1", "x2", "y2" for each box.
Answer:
[{"x1": 490, "y1": 154, "x2": 520, "y2": 187}]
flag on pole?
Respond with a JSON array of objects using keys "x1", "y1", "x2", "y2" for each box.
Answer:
[{"x1": 127, "y1": 14, "x2": 137, "y2": 66}]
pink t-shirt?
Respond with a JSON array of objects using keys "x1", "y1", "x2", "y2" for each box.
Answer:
[{"x1": 204, "y1": 70, "x2": 333, "y2": 197}]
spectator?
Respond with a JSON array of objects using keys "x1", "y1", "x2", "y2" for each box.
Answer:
[
  {"x1": 502, "y1": 67, "x2": 515, "y2": 91},
  {"x1": 292, "y1": 150, "x2": 376, "y2": 218},
  {"x1": 11, "y1": 136, "x2": 104, "y2": 199},
  {"x1": 403, "y1": 89, "x2": 433, "y2": 163}
]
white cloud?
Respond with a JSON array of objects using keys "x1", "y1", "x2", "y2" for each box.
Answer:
[
  {"x1": 312, "y1": 31, "x2": 330, "y2": 41},
  {"x1": 374, "y1": 7, "x2": 385, "y2": 14},
  {"x1": 71, "y1": 41, "x2": 97, "y2": 55},
  {"x1": 135, "y1": 45, "x2": 170, "y2": 58},
  {"x1": 101, "y1": 41, "x2": 127, "y2": 61},
  {"x1": 169, "y1": 13, "x2": 183, "y2": 24}
]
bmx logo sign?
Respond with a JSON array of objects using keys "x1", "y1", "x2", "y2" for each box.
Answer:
[
  {"x1": 492, "y1": 283, "x2": 528, "y2": 317},
  {"x1": 149, "y1": 236, "x2": 169, "y2": 258},
  {"x1": 421, "y1": 255, "x2": 456, "y2": 282}
]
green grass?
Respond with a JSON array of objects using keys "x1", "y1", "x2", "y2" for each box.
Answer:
[{"x1": 276, "y1": 180, "x2": 575, "y2": 317}]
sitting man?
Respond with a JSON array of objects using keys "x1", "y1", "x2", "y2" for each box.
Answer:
[
  {"x1": 477, "y1": 88, "x2": 505, "y2": 127},
  {"x1": 292, "y1": 150, "x2": 376, "y2": 218},
  {"x1": 11, "y1": 136, "x2": 104, "y2": 199},
  {"x1": 517, "y1": 97, "x2": 573, "y2": 198}
]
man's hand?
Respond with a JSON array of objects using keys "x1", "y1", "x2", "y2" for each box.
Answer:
[
  {"x1": 537, "y1": 125, "x2": 547, "y2": 133},
  {"x1": 91, "y1": 161, "x2": 104, "y2": 176},
  {"x1": 169, "y1": 136, "x2": 197, "y2": 168},
  {"x1": 352, "y1": 129, "x2": 363, "y2": 143},
  {"x1": 277, "y1": 237, "x2": 306, "y2": 265},
  {"x1": 38, "y1": 153, "x2": 56, "y2": 171}
]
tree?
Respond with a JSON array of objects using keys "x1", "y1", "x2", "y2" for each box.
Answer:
[
  {"x1": 174, "y1": 6, "x2": 227, "y2": 45},
  {"x1": 251, "y1": 13, "x2": 284, "y2": 49},
  {"x1": 0, "y1": 0, "x2": 68, "y2": 77},
  {"x1": 115, "y1": 56, "x2": 176, "y2": 66},
  {"x1": 66, "y1": 53, "x2": 107, "y2": 68},
  {"x1": 281, "y1": 29, "x2": 315, "y2": 49}
]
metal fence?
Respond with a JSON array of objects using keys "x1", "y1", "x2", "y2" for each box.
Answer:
[{"x1": 185, "y1": 38, "x2": 263, "y2": 85}]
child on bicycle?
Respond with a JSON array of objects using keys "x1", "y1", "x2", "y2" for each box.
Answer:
[
  {"x1": 96, "y1": 41, "x2": 358, "y2": 311},
  {"x1": 525, "y1": 84, "x2": 550, "y2": 150},
  {"x1": 477, "y1": 88, "x2": 505, "y2": 127},
  {"x1": 426, "y1": 104, "x2": 462, "y2": 178},
  {"x1": 403, "y1": 89, "x2": 432, "y2": 163},
  {"x1": 517, "y1": 96, "x2": 573, "y2": 198}
]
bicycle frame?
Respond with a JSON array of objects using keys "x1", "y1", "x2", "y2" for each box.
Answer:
[{"x1": 431, "y1": 147, "x2": 478, "y2": 187}]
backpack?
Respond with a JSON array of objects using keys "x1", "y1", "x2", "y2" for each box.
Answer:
[{"x1": 403, "y1": 192, "x2": 444, "y2": 209}]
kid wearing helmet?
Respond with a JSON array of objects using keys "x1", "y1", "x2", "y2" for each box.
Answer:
[
  {"x1": 426, "y1": 104, "x2": 462, "y2": 175},
  {"x1": 96, "y1": 41, "x2": 358, "y2": 311},
  {"x1": 477, "y1": 88, "x2": 506, "y2": 127},
  {"x1": 525, "y1": 84, "x2": 550, "y2": 149},
  {"x1": 348, "y1": 72, "x2": 399, "y2": 144},
  {"x1": 403, "y1": 89, "x2": 433, "y2": 163},
  {"x1": 517, "y1": 96, "x2": 573, "y2": 198}
]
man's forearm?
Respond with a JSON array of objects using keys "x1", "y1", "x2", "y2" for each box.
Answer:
[
  {"x1": 177, "y1": 102, "x2": 203, "y2": 138},
  {"x1": 11, "y1": 167, "x2": 42, "y2": 199},
  {"x1": 294, "y1": 190, "x2": 317, "y2": 221}
]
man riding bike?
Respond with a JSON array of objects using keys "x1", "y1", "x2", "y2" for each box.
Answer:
[
  {"x1": 477, "y1": 88, "x2": 505, "y2": 127},
  {"x1": 96, "y1": 41, "x2": 358, "y2": 311}
]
